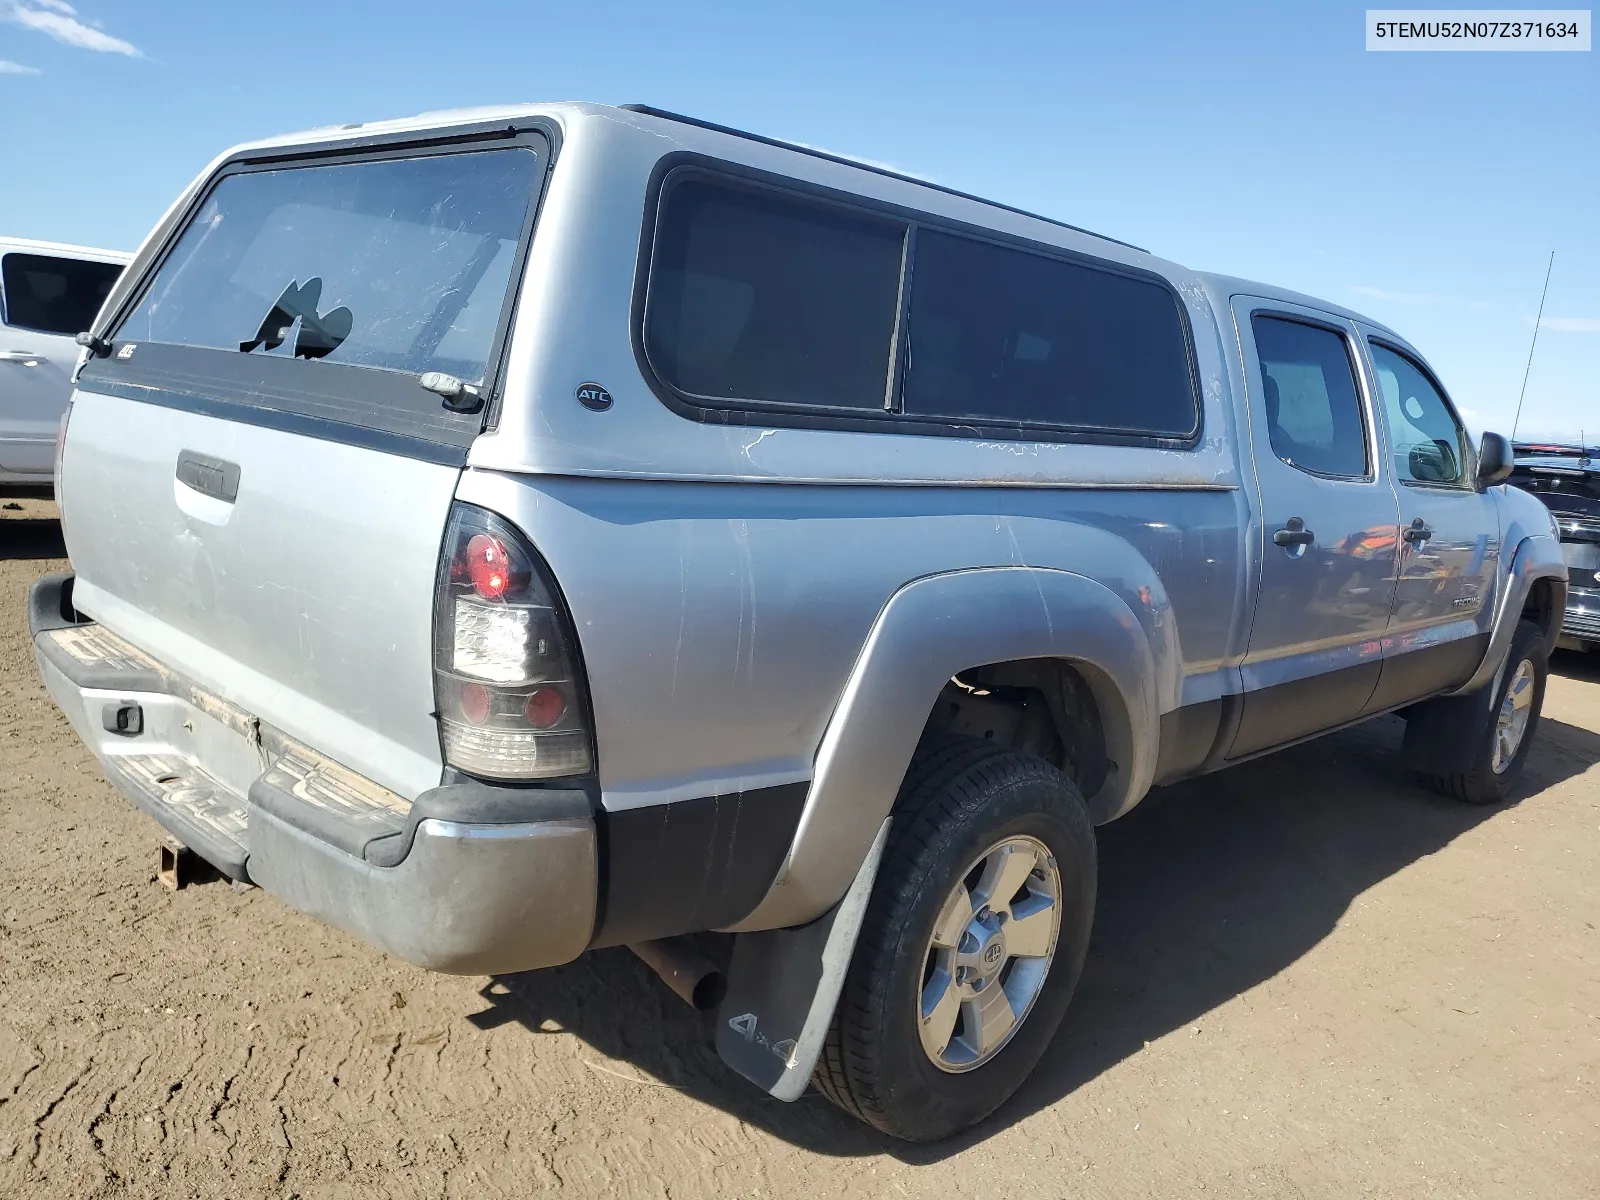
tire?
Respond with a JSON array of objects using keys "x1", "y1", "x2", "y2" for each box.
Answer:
[
  {"x1": 1422, "y1": 618, "x2": 1548, "y2": 805},
  {"x1": 815, "y1": 737, "x2": 1096, "y2": 1142}
]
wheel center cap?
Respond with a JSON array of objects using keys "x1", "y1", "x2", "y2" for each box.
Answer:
[{"x1": 956, "y1": 918, "x2": 1009, "y2": 991}]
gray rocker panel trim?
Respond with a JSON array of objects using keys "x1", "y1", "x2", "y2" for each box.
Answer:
[{"x1": 728, "y1": 566, "x2": 1163, "y2": 933}]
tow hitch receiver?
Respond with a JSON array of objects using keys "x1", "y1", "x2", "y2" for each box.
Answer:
[{"x1": 157, "y1": 836, "x2": 191, "y2": 891}]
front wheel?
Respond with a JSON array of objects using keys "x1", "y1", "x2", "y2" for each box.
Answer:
[
  {"x1": 1421, "y1": 618, "x2": 1548, "y2": 805},
  {"x1": 814, "y1": 738, "x2": 1096, "y2": 1142}
]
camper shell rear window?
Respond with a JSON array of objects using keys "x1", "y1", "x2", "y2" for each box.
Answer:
[{"x1": 83, "y1": 130, "x2": 549, "y2": 462}]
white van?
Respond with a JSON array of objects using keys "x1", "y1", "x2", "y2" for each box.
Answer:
[{"x1": 0, "y1": 238, "x2": 129, "y2": 488}]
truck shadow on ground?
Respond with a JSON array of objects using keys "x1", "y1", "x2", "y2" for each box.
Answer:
[
  {"x1": 469, "y1": 710, "x2": 1600, "y2": 1160},
  {"x1": 0, "y1": 518, "x2": 65, "y2": 561}
]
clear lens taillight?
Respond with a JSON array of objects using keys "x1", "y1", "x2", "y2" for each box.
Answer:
[{"x1": 432, "y1": 504, "x2": 593, "y2": 780}]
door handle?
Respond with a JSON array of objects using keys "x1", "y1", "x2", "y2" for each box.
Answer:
[
  {"x1": 1272, "y1": 517, "x2": 1315, "y2": 548},
  {"x1": 0, "y1": 350, "x2": 45, "y2": 365},
  {"x1": 1402, "y1": 518, "x2": 1433, "y2": 544},
  {"x1": 175, "y1": 450, "x2": 241, "y2": 504}
]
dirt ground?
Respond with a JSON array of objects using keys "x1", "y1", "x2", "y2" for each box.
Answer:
[{"x1": 0, "y1": 498, "x2": 1595, "y2": 1199}]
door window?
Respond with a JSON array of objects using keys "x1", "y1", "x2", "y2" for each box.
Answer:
[
  {"x1": 1369, "y1": 342, "x2": 1468, "y2": 486},
  {"x1": 1250, "y1": 315, "x2": 1369, "y2": 478},
  {"x1": 0, "y1": 253, "x2": 123, "y2": 336}
]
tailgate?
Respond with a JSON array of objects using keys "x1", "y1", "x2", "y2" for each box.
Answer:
[{"x1": 59, "y1": 130, "x2": 550, "y2": 799}]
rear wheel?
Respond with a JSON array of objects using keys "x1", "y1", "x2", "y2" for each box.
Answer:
[
  {"x1": 815, "y1": 737, "x2": 1096, "y2": 1142},
  {"x1": 1421, "y1": 618, "x2": 1548, "y2": 805}
]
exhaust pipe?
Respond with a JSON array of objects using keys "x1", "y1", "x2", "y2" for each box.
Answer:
[{"x1": 628, "y1": 937, "x2": 728, "y2": 1011}]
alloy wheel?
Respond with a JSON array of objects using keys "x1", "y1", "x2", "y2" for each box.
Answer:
[{"x1": 917, "y1": 835, "x2": 1062, "y2": 1073}]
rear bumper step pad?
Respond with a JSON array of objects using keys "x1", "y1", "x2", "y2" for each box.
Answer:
[
  {"x1": 32, "y1": 606, "x2": 412, "y2": 877},
  {"x1": 103, "y1": 752, "x2": 250, "y2": 880}
]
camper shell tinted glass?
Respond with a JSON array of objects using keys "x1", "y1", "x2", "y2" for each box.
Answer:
[
  {"x1": 644, "y1": 177, "x2": 905, "y2": 411},
  {"x1": 901, "y1": 229, "x2": 1199, "y2": 436},
  {"x1": 82, "y1": 131, "x2": 549, "y2": 462},
  {"x1": 639, "y1": 162, "x2": 1202, "y2": 447}
]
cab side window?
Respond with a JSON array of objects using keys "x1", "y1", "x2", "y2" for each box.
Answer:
[
  {"x1": 1369, "y1": 342, "x2": 1468, "y2": 486},
  {"x1": 1250, "y1": 314, "x2": 1369, "y2": 479}
]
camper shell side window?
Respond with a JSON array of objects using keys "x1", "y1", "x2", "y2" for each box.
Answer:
[{"x1": 636, "y1": 157, "x2": 1204, "y2": 449}]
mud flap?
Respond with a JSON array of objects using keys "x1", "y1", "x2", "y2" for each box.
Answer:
[{"x1": 715, "y1": 819, "x2": 890, "y2": 1102}]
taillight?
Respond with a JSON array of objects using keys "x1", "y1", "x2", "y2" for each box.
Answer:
[
  {"x1": 464, "y1": 533, "x2": 514, "y2": 600},
  {"x1": 432, "y1": 504, "x2": 593, "y2": 780}
]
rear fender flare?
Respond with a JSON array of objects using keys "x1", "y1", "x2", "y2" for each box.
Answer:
[{"x1": 727, "y1": 566, "x2": 1169, "y2": 933}]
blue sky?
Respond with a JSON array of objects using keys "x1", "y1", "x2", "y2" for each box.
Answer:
[{"x1": 2, "y1": 0, "x2": 1594, "y2": 441}]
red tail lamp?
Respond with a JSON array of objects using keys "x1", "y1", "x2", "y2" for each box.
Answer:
[
  {"x1": 458, "y1": 682, "x2": 492, "y2": 724},
  {"x1": 433, "y1": 503, "x2": 594, "y2": 780},
  {"x1": 465, "y1": 533, "x2": 511, "y2": 600},
  {"x1": 524, "y1": 686, "x2": 566, "y2": 729}
]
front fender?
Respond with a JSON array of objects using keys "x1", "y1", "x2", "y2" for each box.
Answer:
[
  {"x1": 728, "y1": 566, "x2": 1167, "y2": 932},
  {"x1": 1452, "y1": 531, "x2": 1567, "y2": 696}
]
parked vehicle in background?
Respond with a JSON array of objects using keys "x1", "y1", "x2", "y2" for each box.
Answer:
[
  {"x1": 28, "y1": 103, "x2": 1569, "y2": 1142},
  {"x1": 0, "y1": 239, "x2": 129, "y2": 490},
  {"x1": 1510, "y1": 442, "x2": 1600, "y2": 651}
]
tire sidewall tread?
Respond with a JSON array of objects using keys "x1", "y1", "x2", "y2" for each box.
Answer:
[
  {"x1": 817, "y1": 736, "x2": 1096, "y2": 1142},
  {"x1": 1424, "y1": 618, "x2": 1548, "y2": 805}
]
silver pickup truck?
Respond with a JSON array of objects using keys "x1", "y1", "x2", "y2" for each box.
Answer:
[{"x1": 31, "y1": 103, "x2": 1568, "y2": 1142}]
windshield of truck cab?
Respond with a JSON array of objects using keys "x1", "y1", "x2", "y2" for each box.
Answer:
[{"x1": 118, "y1": 147, "x2": 540, "y2": 385}]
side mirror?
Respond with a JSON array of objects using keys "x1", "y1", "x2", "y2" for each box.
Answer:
[{"x1": 1477, "y1": 431, "x2": 1514, "y2": 487}]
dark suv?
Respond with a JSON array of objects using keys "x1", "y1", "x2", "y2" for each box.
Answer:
[{"x1": 1510, "y1": 443, "x2": 1600, "y2": 651}]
